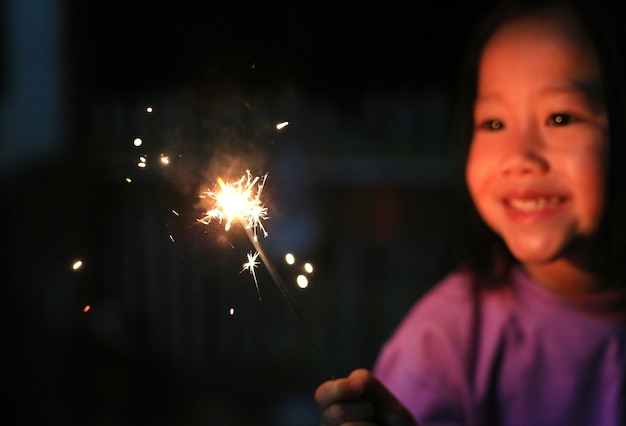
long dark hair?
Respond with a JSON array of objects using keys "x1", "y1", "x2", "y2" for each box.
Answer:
[{"x1": 442, "y1": 0, "x2": 626, "y2": 286}]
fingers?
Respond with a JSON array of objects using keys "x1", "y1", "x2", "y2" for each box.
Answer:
[
  {"x1": 320, "y1": 401, "x2": 376, "y2": 426},
  {"x1": 315, "y1": 373, "x2": 364, "y2": 408},
  {"x1": 315, "y1": 368, "x2": 418, "y2": 426},
  {"x1": 315, "y1": 368, "x2": 373, "y2": 425}
]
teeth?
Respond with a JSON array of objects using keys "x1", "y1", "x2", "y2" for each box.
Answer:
[{"x1": 508, "y1": 196, "x2": 562, "y2": 211}]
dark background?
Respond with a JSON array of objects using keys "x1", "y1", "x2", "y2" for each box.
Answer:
[{"x1": 2, "y1": 1, "x2": 491, "y2": 424}]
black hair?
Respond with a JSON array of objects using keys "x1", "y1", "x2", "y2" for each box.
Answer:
[{"x1": 442, "y1": 0, "x2": 626, "y2": 286}]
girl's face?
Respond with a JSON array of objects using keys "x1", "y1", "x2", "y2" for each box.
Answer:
[{"x1": 465, "y1": 11, "x2": 609, "y2": 267}]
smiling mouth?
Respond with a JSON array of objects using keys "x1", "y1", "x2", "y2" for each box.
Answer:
[{"x1": 506, "y1": 196, "x2": 565, "y2": 212}]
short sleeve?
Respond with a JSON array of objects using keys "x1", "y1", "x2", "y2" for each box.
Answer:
[{"x1": 373, "y1": 272, "x2": 477, "y2": 426}]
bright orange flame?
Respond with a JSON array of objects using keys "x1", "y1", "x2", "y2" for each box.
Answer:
[{"x1": 198, "y1": 171, "x2": 268, "y2": 239}]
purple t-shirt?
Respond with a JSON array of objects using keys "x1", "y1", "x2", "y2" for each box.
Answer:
[{"x1": 373, "y1": 266, "x2": 626, "y2": 426}]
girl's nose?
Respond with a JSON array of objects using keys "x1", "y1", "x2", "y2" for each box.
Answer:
[{"x1": 500, "y1": 128, "x2": 549, "y2": 176}]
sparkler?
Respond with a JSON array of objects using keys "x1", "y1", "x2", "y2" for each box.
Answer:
[
  {"x1": 198, "y1": 170, "x2": 268, "y2": 240},
  {"x1": 198, "y1": 170, "x2": 334, "y2": 378}
]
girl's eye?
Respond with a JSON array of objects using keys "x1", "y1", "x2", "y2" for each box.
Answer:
[
  {"x1": 549, "y1": 113, "x2": 573, "y2": 126},
  {"x1": 479, "y1": 119, "x2": 504, "y2": 130}
]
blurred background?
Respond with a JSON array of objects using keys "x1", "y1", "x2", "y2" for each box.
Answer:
[{"x1": 2, "y1": 0, "x2": 491, "y2": 424}]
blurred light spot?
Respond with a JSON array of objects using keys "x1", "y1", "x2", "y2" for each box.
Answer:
[
  {"x1": 304, "y1": 262, "x2": 313, "y2": 273},
  {"x1": 72, "y1": 260, "x2": 83, "y2": 270},
  {"x1": 133, "y1": 137, "x2": 142, "y2": 146},
  {"x1": 125, "y1": 177, "x2": 132, "y2": 183},
  {"x1": 296, "y1": 275, "x2": 308, "y2": 289},
  {"x1": 229, "y1": 307, "x2": 235, "y2": 316},
  {"x1": 83, "y1": 305, "x2": 91, "y2": 313},
  {"x1": 285, "y1": 253, "x2": 295, "y2": 265},
  {"x1": 160, "y1": 154, "x2": 169, "y2": 165},
  {"x1": 276, "y1": 121, "x2": 289, "y2": 130},
  {"x1": 146, "y1": 106, "x2": 153, "y2": 113}
]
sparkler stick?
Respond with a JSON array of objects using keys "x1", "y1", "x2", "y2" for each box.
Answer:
[
  {"x1": 199, "y1": 170, "x2": 334, "y2": 378},
  {"x1": 239, "y1": 221, "x2": 334, "y2": 378}
]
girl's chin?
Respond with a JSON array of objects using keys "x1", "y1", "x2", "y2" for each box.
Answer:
[{"x1": 503, "y1": 239, "x2": 563, "y2": 265}]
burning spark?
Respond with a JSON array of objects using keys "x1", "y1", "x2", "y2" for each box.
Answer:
[
  {"x1": 125, "y1": 177, "x2": 132, "y2": 183},
  {"x1": 242, "y1": 251, "x2": 261, "y2": 299},
  {"x1": 160, "y1": 154, "x2": 170, "y2": 165},
  {"x1": 172, "y1": 210, "x2": 179, "y2": 216},
  {"x1": 169, "y1": 234, "x2": 175, "y2": 243},
  {"x1": 198, "y1": 170, "x2": 268, "y2": 240},
  {"x1": 83, "y1": 305, "x2": 91, "y2": 313},
  {"x1": 72, "y1": 260, "x2": 83, "y2": 270},
  {"x1": 276, "y1": 121, "x2": 289, "y2": 130}
]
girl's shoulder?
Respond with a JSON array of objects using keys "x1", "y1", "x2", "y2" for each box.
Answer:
[{"x1": 389, "y1": 268, "x2": 518, "y2": 343}]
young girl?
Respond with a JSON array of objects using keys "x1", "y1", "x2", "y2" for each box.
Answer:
[{"x1": 315, "y1": 0, "x2": 626, "y2": 425}]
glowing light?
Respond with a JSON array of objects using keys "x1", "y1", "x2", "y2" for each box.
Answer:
[
  {"x1": 146, "y1": 106, "x2": 153, "y2": 113},
  {"x1": 198, "y1": 170, "x2": 268, "y2": 240},
  {"x1": 169, "y1": 235, "x2": 175, "y2": 243},
  {"x1": 172, "y1": 210, "x2": 179, "y2": 216},
  {"x1": 304, "y1": 262, "x2": 313, "y2": 273},
  {"x1": 125, "y1": 177, "x2": 132, "y2": 183},
  {"x1": 133, "y1": 138, "x2": 143, "y2": 147},
  {"x1": 276, "y1": 121, "x2": 289, "y2": 130},
  {"x1": 160, "y1": 154, "x2": 169, "y2": 165},
  {"x1": 285, "y1": 253, "x2": 295, "y2": 265},
  {"x1": 296, "y1": 275, "x2": 308, "y2": 289},
  {"x1": 72, "y1": 260, "x2": 83, "y2": 270},
  {"x1": 137, "y1": 162, "x2": 146, "y2": 168},
  {"x1": 241, "y1": 251, "x2": 261, "y2": 299},
  {"x1": 229, "y1": 307, "x2": 235, "y2": 315},
  {"x1": 83, "y1": 305, "x2": 91, "y2": 313}
]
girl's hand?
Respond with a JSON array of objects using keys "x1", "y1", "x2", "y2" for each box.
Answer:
[{"x1": 315, "y1": 368, "x2": 418, "y2": 426}]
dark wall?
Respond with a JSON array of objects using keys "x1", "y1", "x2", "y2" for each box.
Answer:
[{"x1": 2, "y1": 1, "x2": 491, "y2": 424}]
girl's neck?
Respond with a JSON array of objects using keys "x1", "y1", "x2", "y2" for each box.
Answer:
[
  {"x1": 523, "y1": 258, "x2": 626, "y2": 322},
  {"x1": 523, "y1": 258, "x2": 617, "y2": 298}
]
